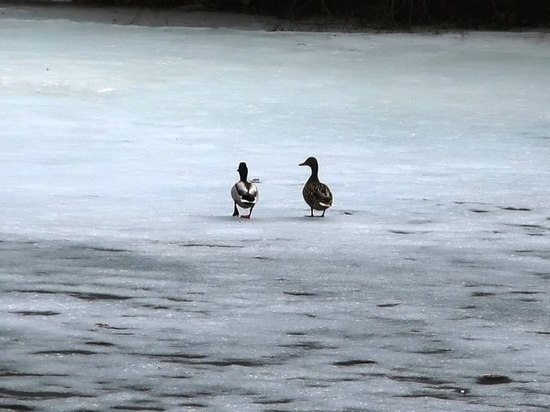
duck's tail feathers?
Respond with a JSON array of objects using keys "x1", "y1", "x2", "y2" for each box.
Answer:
[{"x1": 242, "y1": 193, "x2": 256, "y2": 202}]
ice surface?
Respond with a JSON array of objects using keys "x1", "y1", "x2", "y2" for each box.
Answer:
[{"x1": 0, "y1": 11, "x2": 549, "y2": 412}]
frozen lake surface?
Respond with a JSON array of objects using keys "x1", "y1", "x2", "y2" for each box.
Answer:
[{"x1": 1, "y1": 9, "x2": 549, "y2": 411}]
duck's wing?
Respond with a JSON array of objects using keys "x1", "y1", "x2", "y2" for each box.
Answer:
[
  {"x1": 244, "y1": 183, "x2": 258, "y2": 202},
  {"x1": 316, "y1": 183, "x2": 333, "y2": 207},
  {"x1": 232, "y1": 181, "x2": 258, "y2": 204}
]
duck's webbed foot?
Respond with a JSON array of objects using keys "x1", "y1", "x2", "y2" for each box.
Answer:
[{"x1": 242, "y1": 206, "x2": 254, "y2": 219}]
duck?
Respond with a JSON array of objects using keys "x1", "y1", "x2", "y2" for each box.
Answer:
[
  {"x1": 299, "y1": 156, "x2": 333, "y2": 217},
  {"x1": 231, "y1": 162, "x2": 258, "y2": 219}
]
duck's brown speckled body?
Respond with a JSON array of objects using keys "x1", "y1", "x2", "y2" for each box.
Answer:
[{"x1": 299, "y1": 157, "x2": 333, "y2": 217}]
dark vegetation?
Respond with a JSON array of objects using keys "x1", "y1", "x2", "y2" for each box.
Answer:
[{"x1": 18, "y1": 0, "x2": 550, "y2": 28}]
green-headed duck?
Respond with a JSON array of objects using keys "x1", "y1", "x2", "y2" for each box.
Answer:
[{"x1": 231, "y1": 162, "x2": 258, "y2": 219}]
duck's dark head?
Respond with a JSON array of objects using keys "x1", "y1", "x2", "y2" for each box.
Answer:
[
  {"x1": 237, "y1": 162, "x2": 248, "y2": 180},
  {"x1": 299, "y1": 157, "x2": 318, "y2": 169}
]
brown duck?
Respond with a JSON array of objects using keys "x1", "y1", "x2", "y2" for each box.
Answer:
[{"x1": 299, "y1": 156, "x2": 333, "y2": 217}]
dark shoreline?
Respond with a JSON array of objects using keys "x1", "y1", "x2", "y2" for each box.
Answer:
[{"x1": 2, "y1": 0, "x2": 550, "y2": 31}]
